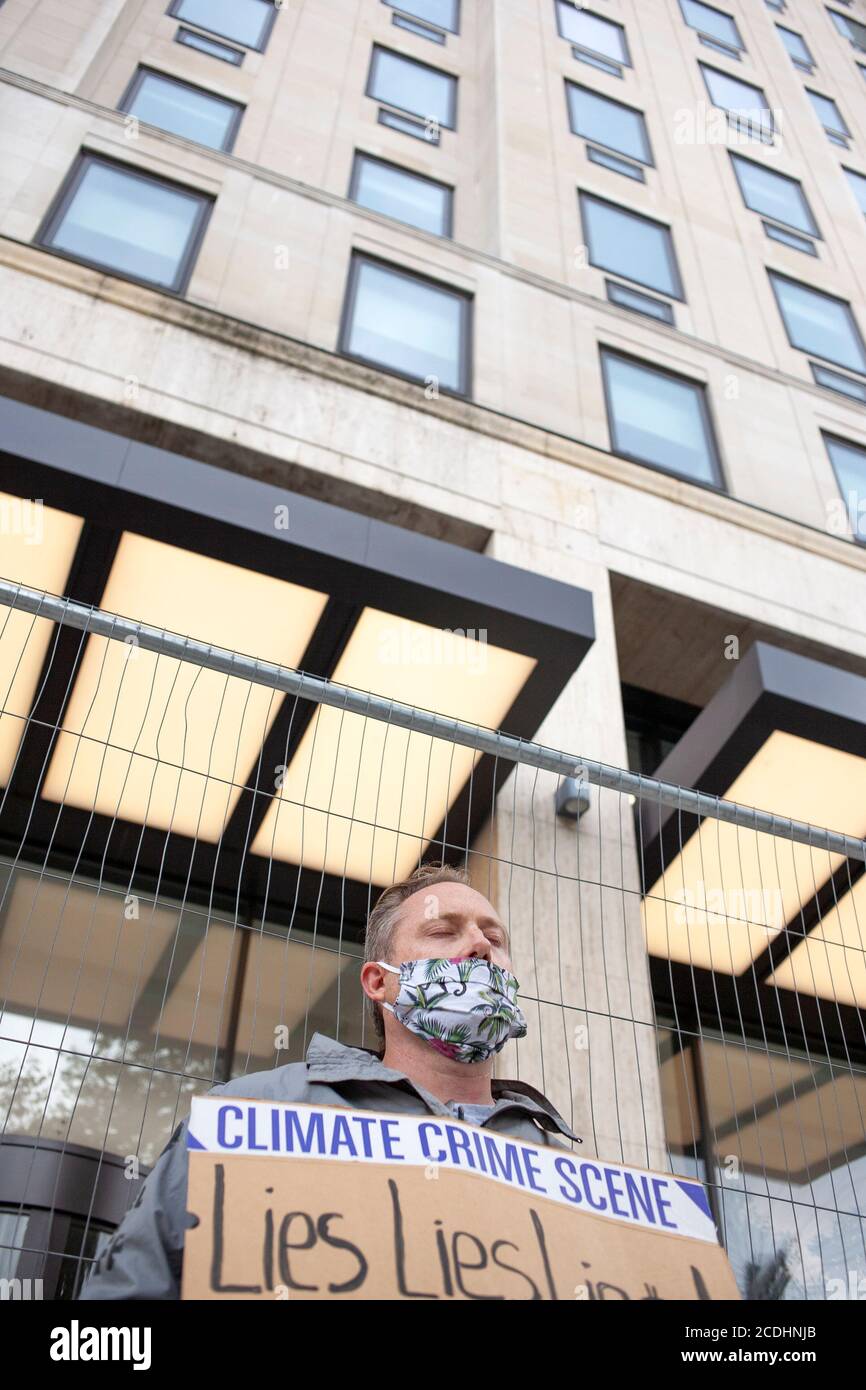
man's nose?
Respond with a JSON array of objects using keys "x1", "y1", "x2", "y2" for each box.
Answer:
[{"x1": 464, "y1": 926, "x2": 492, "y2": 958}]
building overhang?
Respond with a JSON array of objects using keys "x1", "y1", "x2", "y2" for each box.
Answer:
[
  {"x1": 640, "y1": 642, "x2": 866, "y2": 1055},
  {"x1": 0, "y1": 393, "x2": 595, "y2": 938}
]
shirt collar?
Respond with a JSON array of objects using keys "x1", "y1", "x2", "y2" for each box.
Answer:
[{"x1": 304, "y1": 1032, "x2": 582, "y2": 1144}]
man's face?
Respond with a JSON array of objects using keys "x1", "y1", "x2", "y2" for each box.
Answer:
[
  {"x1": 362, "y1": 881, "x2": 513, "y2": 1036},
  {"x1": 390, "y1": 880, "x2": 511, "y2": 973}
]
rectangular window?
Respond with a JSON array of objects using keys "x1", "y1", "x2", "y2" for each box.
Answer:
[
  {"x1": 350, "y1": 153, "x2": 452, "y2": 235},
  {"x1": 168, "y1": 0, "x2": 276, "y2": 51},
  {"x1": 566, "y1": 82, "x2": 653, "y2": 166},
  {"x1": 776, "y1": 25, "x2": 815, "y2": 70},
  {"x1": 118, "y1": 68, "x2": 244, "y2": 152},
  {"x1": 769, "y1": 271, "x2": 866, "y2": 375},
  {"x1": 383, "y1": 0, "x2": 459, "y2": 33},
  {"x1": 606, "y1": 280, "x2": 675, "y2": 323},
  {"x1": 391, "y1": 13, "x2": 446, "y2": 43},
  {"x1": 827, "y1": 8, "x2": 866, "y2": 51},
  {"x1": 588, "y1": 147, "x2": 646, "y2": 181},
  {"x1": 340, "y1": 255, "x2": 471, "y2": 394},
  {"x1": 823, "y1": 435, "x2": 866, "y2": 541},
  {"x1": 378, "y1": 109, "x2": 439, "y2": 142},
  {"x1": 730, "y1": 154, "x2": 819, "y2": 236},
  {"x1": 680, "y1": 0, "x2": 744, "y2": 54},
  {"x1": 555, "y1": 2, "x2": 631, "y2": 75},
  {"x1": 844, "y1": 166, "x2": 866, "y2": 216},
  {"x1": 812, "y1": 364, "x2": 866, "y2": 400},
  {"x1": 601, "y1": 350, "x2": 723, "y2": 486},
  {"x1": 175, "y1": 28, "x2": 244, "y2": 64},
  {"x1": 765, "y1": 0, "x2": 785, "y2": 10},
  {"x1": 700, "y1": 64, "x2": 774, "y2": 139},
  {"x1": 36, "y1": 153, "x2": 213, "y2": 293},
  {"x1": 807, "y1": 89, "x2": 850, "y2": 143},
  {"x1": 763, "y1": 222, "x2": 817, "y2": 255},
  {"x1": 366, "y1": 46, "x2": 457, "y2": 129},
  {"x1": 579, "y1": 192, "x2": 683, "y2": 299}
]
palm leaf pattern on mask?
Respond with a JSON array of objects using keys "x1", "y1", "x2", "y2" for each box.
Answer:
[
  {"x1": 423, "y1": 958, "x2": 453, "y2": 982},
  {"x1": 404, "y1": 982, "x2": 451, "y2": 1012},
  {"x1": 417, "y1": 1016, "x2": 472, "y2": 1045},
  {"x1": 453, "y1": 959, "x2": 476, "y2": 994},
  {"x1": 417, "y1": 1015, "x2": 490, "y2": 1062},
  {"x1": 475, "y1": 988, "x2": 526, "y2": 1039}
]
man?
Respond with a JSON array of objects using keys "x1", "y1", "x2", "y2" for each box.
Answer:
[{"x1": 79, "y1": 862, "x2": 581, "y2": 1300}]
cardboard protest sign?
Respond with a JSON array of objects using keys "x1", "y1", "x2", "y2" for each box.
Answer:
[{"x1": 181, "y1": 1098, "x2": 740, "y2": 1301}]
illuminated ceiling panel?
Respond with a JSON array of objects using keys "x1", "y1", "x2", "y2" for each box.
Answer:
[
  {"x1": 42, "y1": 534, "x2": 328, "y2": 839},
  {"x1": 768, "y1": 874, "x2": 866, "y2": 1009},
  {"x1": 643, "y1": 731, "x2": 866, "y2": 973},
  {"x1": 252, "y1": 609, "x2": 536, "y2": 885},
  {"x1": 0, "y1": 495, "x2": 82, "y2": 784},
  {"x1": 640, "y1": 645, "x2": 866, "y2": 1008}
]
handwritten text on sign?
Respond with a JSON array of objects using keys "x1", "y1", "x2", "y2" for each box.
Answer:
[{"x1": 182, "y1": 1100, "x2": 740, "y2": 1300}]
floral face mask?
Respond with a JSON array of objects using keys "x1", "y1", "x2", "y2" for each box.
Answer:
[{"x1": 377, "y1": 956, "x2": 527, "y2": 1064}]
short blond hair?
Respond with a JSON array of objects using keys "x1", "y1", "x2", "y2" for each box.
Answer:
[{"x1": 363, "y1": 862, "x2": 472, "y2": 1047}]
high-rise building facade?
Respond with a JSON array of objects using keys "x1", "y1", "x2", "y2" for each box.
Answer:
[{"x1": 1, "y1": 0, "x2": 865, "y2": 1300}]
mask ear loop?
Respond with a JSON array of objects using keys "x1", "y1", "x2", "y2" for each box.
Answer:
[{"x1": 376, "y1": 961, "x2": 400, "y2": 1015}]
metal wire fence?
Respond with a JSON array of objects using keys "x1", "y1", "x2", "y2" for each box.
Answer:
[{"x1": 0, "y1": 578, "x2": 864, "y2": 1301}]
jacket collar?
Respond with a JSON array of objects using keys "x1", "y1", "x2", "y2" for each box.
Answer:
[{"x1": 304, "y1": 1032, "x2": 582, "y2": 1145}]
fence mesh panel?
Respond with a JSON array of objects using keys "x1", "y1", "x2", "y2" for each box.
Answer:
[{"x1": 0, "y1": 581, "x2": 864, "y2": 1301}]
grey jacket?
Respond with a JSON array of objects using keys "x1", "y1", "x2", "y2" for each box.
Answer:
[{"x1": 78, "y1": 1031, "x2": 582, "y2": 1301}]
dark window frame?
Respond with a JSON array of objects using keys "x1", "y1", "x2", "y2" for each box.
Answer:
[
  {"x1": 377, "y1": 108, "x2": 441, "y2": 143},
  {"x1": 822, "y1": 432, "x2": 866, "y2": 544},
  {"x1": 382, "y1": 0, "x2": 460, "y2": 36},
  {"x1": 554, "y1": 1, "x2": 633, "y2": 70},
  {"x1": 728, "y1": 151, "x2": 820, "y2": 238},
  {"x1": 768, "y1": 269, "x2": 866, "y2": 377},
  {"x1": 805, "y1": 86, "x2": 851, "y2": 138},
  {"x1": 775, "y1": 23, "x2": 816, "y2": 70},
  {"x1": 587, "y1": 146, "x2": 646, "y2": 181},
  {"x1": 34, "y1": 150, "x2": 215, "y2": 297},
  {"x1": 842, "y1": 165, "x2": 866, "y2": 216},
  {"x1": 699, "y1": 62, "x2": 775, "y2": 139},
  {"x1": 175, "y1": 26, "x2": 245, "y2": 64},
  {"x1": 166, "y1": 0, "x2": 278, "y2": 52},
  {"x1": 599, "y1": 347, "x2": 727, "y2": 492},
  {"x1": 365, "y1": 44, "x2": 458, "y2": 130},
  {"x1": 623, "y1": 684, "x2": 701, "y2": 777},
  {"x1": 812, "y1": 364, "x2": 866, "y2": 400},
  {"x1": 348, "y1": 151, "x2": 454, "y2": 237},
  {"x1": 565, "y1": 79, "x2": 655, "y2": 167},
  {"x1": 679, "y1": 0, "x2": 745, "y2": 53},
  {"x1": 826, "y1": 6, "x2": 866, "y2": 52},
  {"x1": 117, "y1": 65, "x2": 245, "y2": 153},
  {"x1": 338, "y1": 251, "x2": 473, "y2": 398},
  {"x1": 763, "y1": 222, "x2": 818, "y2": 256},
  {"x1": 605, "y1": 279, "x2": 676, "y2": 324},
  {"x1": 578, "y1": 190, "x2": 684, "y2": 300},
  {"x1": 391, "y1": 13, "x2": 447, "y2": 43}
]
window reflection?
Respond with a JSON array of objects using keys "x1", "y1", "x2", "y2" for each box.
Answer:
[
  {"x1": 659, "y1": 1025, "x2": 866, "y2": 1298},
  {"x1": 0, "y1": 863, "x2": 366, "y2": 1166}
]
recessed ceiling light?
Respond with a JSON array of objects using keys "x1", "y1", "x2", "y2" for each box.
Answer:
[
  {"x1": 252, "y1": 608, "x2": 536, "y2": 885},
  {"x1": 42, "y1": 534, "x2": 328, "y2": 839}
]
